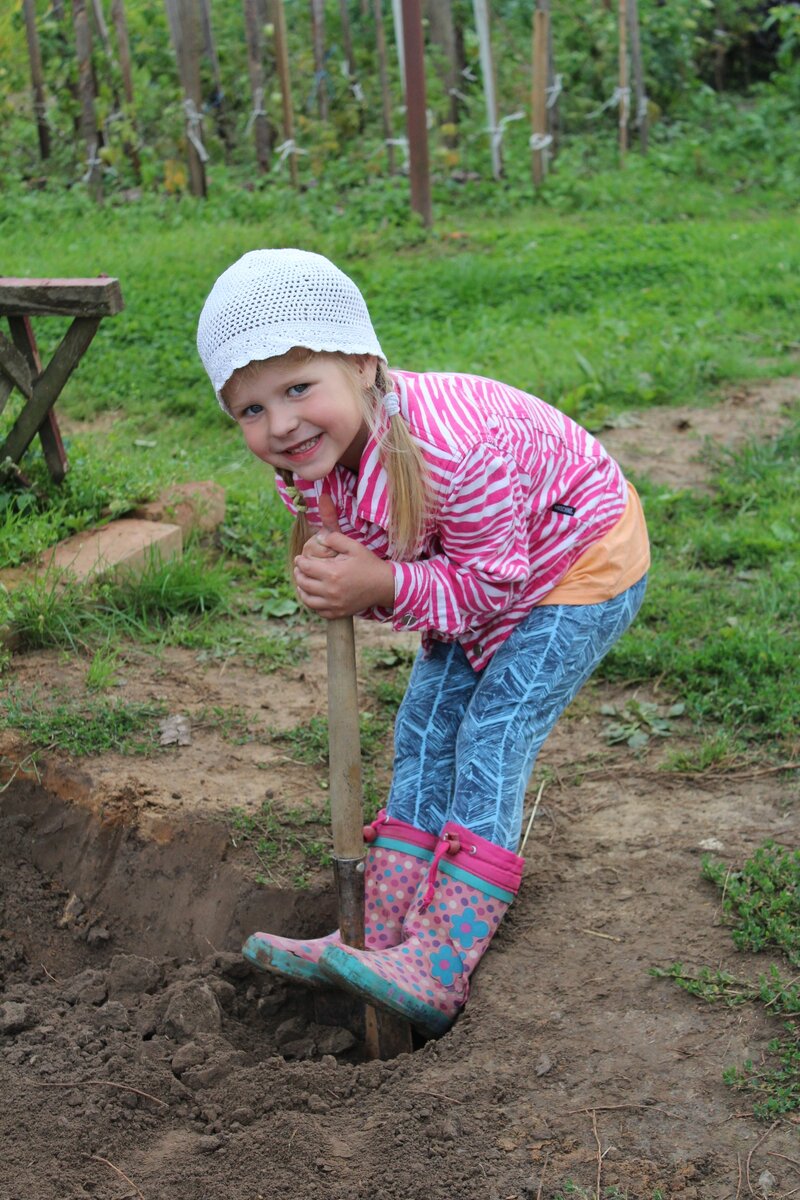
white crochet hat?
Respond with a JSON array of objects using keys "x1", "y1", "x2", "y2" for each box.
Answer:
[{"x1": 197, "y1": 248, "x2": 386, "y2": 407}]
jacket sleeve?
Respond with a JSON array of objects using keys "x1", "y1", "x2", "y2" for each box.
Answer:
[{"x1": 389, "y1": 442, "x2": 531, "y2": 637}]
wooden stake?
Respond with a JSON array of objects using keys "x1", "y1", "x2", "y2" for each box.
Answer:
[
  {"x1": 425, "y1": 0, "x2": 460, "y2": 139},
  {"x1": 107, "y1": 0, "x2": 142, "y2": 180},
  {"x1": 391, "y1": 0, "x2": 405, "y2": 95},
  {"x1": 627, "y1": 0, "x2": 648, "y2": 152},
  {"x1": 472, "y1": 0, "x2": 501, "y2": 180},
  {"x1": 270, "y1": 0, "x2": 299, "y2": 187},
  {"x1": 309, "y1": 0, "x2": 328, "y2": 121},
  {"x1": 72, "y1": 0, "x2": 103, "y2": 201},
  {"x1": 531, "y1": 0, "x2": 549, "y2": 188},
  {"x1": 338, "y1": 0, "x2": 355, "y2": 78},
  {"x1": 243, "y1": 0, "x2": 271, "y2": 171},
  {"x1": 165, "y1": 0, "x2": 208, "y2": 197},
  {"x1": 199, "y1": 0, "x2": 233, "y2": 159},
  {"x1": 22, "y1": 0, "x2": 50, "y2": 161},
  {"x1": 327, "y1": 618, "x2": 367, "y2": 939},
  {"x1": 110, "y1": 0, "x2": 134, "y2": 108},
  {"x1": 373, "y1": 0, "x2": 395, "y2": 174},
  {"x1": 90, "y1": 0, "x2": 114, "y2": 64},
  {"x1": 618, "y1": 0, "x2": 629, "y2": 162},
  {"x1": 546, "y1": 7, "x2": 560, "y2": 159},
  {"x1": 402, "y1": 0, "x2": 432, "y2": 228}
]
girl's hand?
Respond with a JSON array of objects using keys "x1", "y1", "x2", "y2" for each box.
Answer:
[{"x1": 293, "y1": 494, "x2": 396, "y2": 618}]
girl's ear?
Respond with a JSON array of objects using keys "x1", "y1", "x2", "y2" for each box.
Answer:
[{"x1": 355, "y1": 354, "x2": 378, "y2": 388}]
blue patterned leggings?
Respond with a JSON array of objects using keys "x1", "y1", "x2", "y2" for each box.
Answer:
[{"x1": 387, "y1": 575, "x2": 647, "y2": 850}]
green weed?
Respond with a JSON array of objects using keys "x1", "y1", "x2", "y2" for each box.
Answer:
[
  {"x1": 600, "y1": 699, "x2": 685, "y2": 752},
  {"x1": 599, "y1": 419, "x2": 800, "y2": 751},
  {"x1": 194, "y1": 705, "x2": 266, "y2": 746},
  {"x1": 702, "y1": 841, "x2": 800, "y2": 965},
  {"x1": 0, "y1": 689, "x2": 165, "y2": 756},
  {"x1": 272, "y1": 710, "x2": 392, "y2": 766},
  {"x1": 660, "y1": 732, "x2": 746, "y2": 774},
  {"x1": 2, "y1": 576, "x2": 91, "y2": 652},
  {"x1": 654, "y1": 841, "x2": 800, "y2": 1118},
  {"x1": 99, "y1": 547, "x2": 232, "y2": 624},
  {"x1": 551, "y1": 1184, "x2": 665, "y2": 1200},
  {"x1": 228, "y1": 799, "x2": 332, "y2": 887},
  {"x1": 85, "y1": 644, "x2": 120, "y2": 692}
]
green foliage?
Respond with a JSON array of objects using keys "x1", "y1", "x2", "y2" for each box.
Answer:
[
  {"x1": 195, "y1": 705, "x2": 266, "y2": 746},
  {"x1": 599, "y1": 419, "x2": 800, "y2": 750},
  {"x1": 551, "y1": 1183, "x2": 664, "y2": 1200},
  {"x1": 1, "y1": 1, "x2": 798, "y2": 200},
  {"x1": 228, "y1": 799, "x2": 332, "y2": 888},
  {"x1": 100, "y1": 547, "x2": 231, "y2": 622},
  {"x1": 85, "y1": 643, "x2": 120, "y2": 692},
  {"x1": 600, "y1": 699, "x2": 685, "y2": 751},
  {"x1": 0, "y1": 688, "x2": 165, "y2": 755},
  {"x1": 654, "y1": 842, "x2": 800, "y2": 1118},
  {"x1": 272, "y1": 709, "x2": 392, "y2": 767},
  {"x1": 702, "y1": 841, "x2": 800, "y2": 965}
]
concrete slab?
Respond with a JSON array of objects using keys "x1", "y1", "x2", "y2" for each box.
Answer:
[{"x1": 40, "y1": 518, "x2": 183, "y2": 583}]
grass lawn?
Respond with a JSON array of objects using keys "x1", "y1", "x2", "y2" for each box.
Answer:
[{"x1": 1, "y1": 148, "x2": 798, "y2": 759}]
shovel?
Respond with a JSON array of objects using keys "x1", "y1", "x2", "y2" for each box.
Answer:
[{"x1": 325, "y1": 615, "x2": 413, "y2": 1059}]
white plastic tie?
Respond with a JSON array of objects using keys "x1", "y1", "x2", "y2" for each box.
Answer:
[
  {"x1": 245, "y1": 87, "x2": 266, "y2": 134},
  {"x1": 273, "y1": 140, "x2": 308, "y2": 170},
  {"x1": 183, "y1": 98, "x2": 209, "y2": 161},
  {"x1": 636, "y1": 92, "x2": 649, "y2": 127},
  {"x1": 529, "y1": 132, "x2": 553, "y2": 152},
  {"x1": 82, "y1": 141, "x2": 102, "y2": 182},
  {"x1": 385, "y1": 137, "x2": 410, "y2": 169},
  {"x1": 488, "y1": 110, "x2": 524, "y2": 154},
  {"x1": 588, "y1": 86, "x2": 630, "y2": 120},
  {"x1": 546, "y1": 74, "x2": 563, "y2": 109}
]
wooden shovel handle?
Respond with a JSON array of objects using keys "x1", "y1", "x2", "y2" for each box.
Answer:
[
  {"x1": 326, "y1": 616, "x2": 365, "y2": 946},
  {"x1": 326, "y1": 616, "x2": 414, "y2": 1056}
]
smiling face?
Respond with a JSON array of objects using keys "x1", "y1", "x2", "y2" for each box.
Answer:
[{"x1": 224, "y1": 351, "x2": 376, "y2": 479}]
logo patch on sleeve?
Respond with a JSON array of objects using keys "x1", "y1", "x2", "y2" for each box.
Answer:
[{"x1": 550, "y1": 503, "x2": 576, "y2": 516}]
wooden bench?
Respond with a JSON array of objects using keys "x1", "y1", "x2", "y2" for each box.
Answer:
[{"x1": 0, "y1": 276, "x2": 124, "y2": 483}]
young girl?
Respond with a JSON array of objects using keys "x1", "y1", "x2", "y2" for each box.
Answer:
[{"x1": 197, "y1": 248, "x2": 649, "y2": 1039}]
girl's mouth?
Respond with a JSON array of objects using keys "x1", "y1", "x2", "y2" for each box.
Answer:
[{"x1": 284, "y1": 434, "x2": 322, "y2": 460}]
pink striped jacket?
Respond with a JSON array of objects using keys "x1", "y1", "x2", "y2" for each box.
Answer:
[{"x1": 276, "y1": 369, "x2": 628, "y2": 669}]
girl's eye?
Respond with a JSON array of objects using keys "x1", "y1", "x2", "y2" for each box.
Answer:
[
  {"x1": 242, "y1": 403, "x2": 263, "y2": 418},
  {"x1": 288, "y1": 383, "x2": 309, "y2": 398}
]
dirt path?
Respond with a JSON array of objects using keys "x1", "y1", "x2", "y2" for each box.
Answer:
[{"x1": 1, "y1": 380, "x2": 798, "y2": 1200}]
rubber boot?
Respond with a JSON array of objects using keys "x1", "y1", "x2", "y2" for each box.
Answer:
[
  {"x1": 242, "y1": 811, "x2": 436, "y2": 987},
  {"x1": 318, "y1": 822, "x2": 524, "y2": 1037}
]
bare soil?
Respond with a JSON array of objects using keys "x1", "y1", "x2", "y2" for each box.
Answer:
[{"x1": 1, "y1": 380, "x2": 798, "y2": 1200}]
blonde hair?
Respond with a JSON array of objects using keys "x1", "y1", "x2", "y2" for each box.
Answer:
[{"x1": 222, "y1": 350, "x2": 431, "y2": 567}]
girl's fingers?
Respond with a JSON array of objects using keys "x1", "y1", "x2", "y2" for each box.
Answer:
[
  {"x1": 294, "y1": 562, "x2": 338, "y2": 599},
  {"x1": 294, "y1": 554, "x2": 342, "y2": 581}
]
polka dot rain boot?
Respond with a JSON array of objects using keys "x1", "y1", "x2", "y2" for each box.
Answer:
[
  {"x1": 242, "y1": 811, "x2": 436, "y2": 987},
  {"x1": 318, "y1": 823, "x2": 524, "y2": 1038}
]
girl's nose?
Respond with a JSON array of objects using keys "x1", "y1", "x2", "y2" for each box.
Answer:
[{"x1": 269, "y1": 404, "x2": 301, "y2": 440}]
